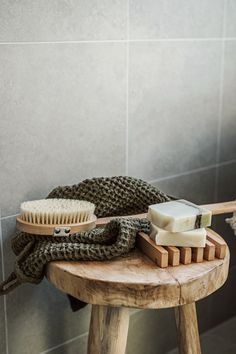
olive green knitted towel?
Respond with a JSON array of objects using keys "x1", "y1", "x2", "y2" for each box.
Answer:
[{"x1": 0, "y1": 176, "x2": 171, "y2": 295}]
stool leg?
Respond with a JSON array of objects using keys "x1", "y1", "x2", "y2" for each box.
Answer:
[
  {"x1": 175, "y1": 302, "x2": 201, "y2": 354},
  {"x1": 87, "y1": 304, "x2": 129, "y2": 354}
]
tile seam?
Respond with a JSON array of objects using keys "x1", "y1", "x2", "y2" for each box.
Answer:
[
  {"x1": 0, "y1": 216, "x2": 9, "y2": 354},
  {"x1": 38, "y1": 331, "x2": 89, "y2": 354},
  {"x1": 149, "y1": 159, "x2": 236, "y2": 184},
  {"x1": 125, "y1": 0, "x2": 130, "y2": 175},
  {"x1": 0, "y1": 37, "x2": 236, "y2": 46},
  {"x1": 215, "y1": 0, "x2": 228, "y2": 202},
  {"x1": 1, "y1": 161, "x2": 235, "y2": 220}
]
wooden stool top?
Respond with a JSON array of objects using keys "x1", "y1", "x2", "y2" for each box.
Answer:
[{"x1": 46, "y1": 229, "x2": 229, "y2": 309}]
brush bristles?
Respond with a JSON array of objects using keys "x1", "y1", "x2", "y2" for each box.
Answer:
[{"x1": 20, "y1": 199, "x2": 95, "y2": 225}]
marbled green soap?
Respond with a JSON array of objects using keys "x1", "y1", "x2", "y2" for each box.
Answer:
[{"x1": 148, "y1": 199, "x2": 212, "y2": 232}]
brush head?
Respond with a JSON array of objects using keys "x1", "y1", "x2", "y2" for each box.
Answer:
[{"x1": 20, "y1": 198, "x2": 95, "y2": 225}]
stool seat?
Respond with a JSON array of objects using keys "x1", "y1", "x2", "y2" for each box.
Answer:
[
  {"x1": 46, "y1": 230, "x2": 229, "y2": 309},
  {"x1": 46, "y1": 229, "x2": 229, "y2": 354}
]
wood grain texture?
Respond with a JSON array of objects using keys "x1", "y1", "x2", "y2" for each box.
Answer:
[
  {"x1": 87, "y1": 305, "x2": 129, "y2": 354},
  {"x1": 95, "y1": 201, "x2": 236, "y2": 228},
  {"x1": 204, "y1": 240, "x2": 215, "y2": 261},
  {"x1": 192, "y1": 247, "x2": 204, "y2": 263},
  {"x1": 137, "y1": 232, "x2": 168, "y2": 268},
  {"x1": 46, "y1": 229, "x2": 229, "y2": 309},
  {"x1": 206, "y1": 228, "x2": 226, "y2": 259},
  {"x1": 165, "y1": 246, "x2": 180, "y2": 266},
  {"x1": 180, "y1": 247, "x2": 192, "y2": 265},
  {"x1": 202, "y1": 201, "x2": 236, "y2": 215},
  {"x1": 175, "y1": 302, "x2": 201, "y2": 354}
]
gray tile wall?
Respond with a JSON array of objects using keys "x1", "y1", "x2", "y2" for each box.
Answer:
[{"x1": 0, "y1": 1, "x2": 235, "y2": 353}]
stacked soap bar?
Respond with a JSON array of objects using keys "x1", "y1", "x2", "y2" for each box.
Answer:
[{"x1": 148, "y1": 200, "x2": 212, "y2": 248}]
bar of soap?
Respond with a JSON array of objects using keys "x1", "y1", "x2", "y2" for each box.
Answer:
[
  {"x1": 148, "y1": 199, "x2": 212, "y2": 232},
  {"x1": 150, "y1": 224, "x2": 206, "y2": 247}
]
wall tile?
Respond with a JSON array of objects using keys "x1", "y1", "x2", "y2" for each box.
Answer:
[
  {"x1": 220, "y1": 42, "x2": 236, "y2": 162},
  {"x1": 0, "y1": 219, "x2": 6, "y2": 354},
  {"x1": 217, "y1": 162, "x2": 236, "y2": 202},
  {"x1": 0, "y1": 43, "x2": 126, "y2": 217},
  {"x1": 167, "y1": 331, "x2": 236, "y2": 354},
  {"x1": 153, "y1": 168, "x2": 216, "y2": 205},
  {"x1": 0, "y1": 0, "x2": 126, "y2": 42},
  {"x1": 129, "y1": 41, "x2": 221, "y2": 180},
  {"x1": 225, "y1": 0, "x2": 236, "y2": 37},
  {"x1": 208, "y1": 265, "x2": 236, "y2": 328},
  {"x1": 1, "y1": 216, "x2": 91, "y2": 354},
  {"x1": 130, "y1": 0, "x2": 224, "y2": 39},
  {"x1": 40, "y1": 334, "x2": 88, "y2": 354},
  {"x1": 126, "y1": 308, "x2": 177, "y2": 354},
  {"x1": 209, "y1": 316, "x2": 236, "y2": 347},
  {"x1": 213, "y1": 162, "x2": 236, "y2": 267}
]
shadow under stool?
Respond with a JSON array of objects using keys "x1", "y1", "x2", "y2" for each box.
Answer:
[{"x1": 46, "y1": 231, "x2": 229, "y2": 354}]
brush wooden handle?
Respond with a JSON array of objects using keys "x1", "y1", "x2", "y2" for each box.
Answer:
[
  {"x1": 201, "y1": 201, "x2": 236, "y2": 215},
  {"x1": 96, "y1": 201, "x2": 236, "y2": 227}
]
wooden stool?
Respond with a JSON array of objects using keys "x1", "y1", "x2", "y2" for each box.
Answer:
[{"x1": 46, "y1": 231, "x2": 229, "y2": 354}]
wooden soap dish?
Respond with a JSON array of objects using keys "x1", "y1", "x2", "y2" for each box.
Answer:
[{"x1": 137, "y1": 228, "x2": 227, "y2": 268}]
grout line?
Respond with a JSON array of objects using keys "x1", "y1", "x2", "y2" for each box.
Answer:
[
  {"x1": 149, "y1": 159, "x2": 236, "y2": 184},
  {"x1": 0, "y1": 215, "x2": 9, "y2": 354},
  {"x1": 125, "y1": 0, "x2": 130, "y2": 175},
  {"x1": 1, "y1": 37, "x2": 236, "y2": 46},
  {"x1": 215, "y1": 0, "x2": 228, "y2": 202},
  {"x1": 0, "y1": 213, "x2": 19, "y2": 221},
  {"x1": 0, "y1": 39, "x2": 127, "y2": 45},
  {"x1": 1, "y1": 161, "x2": 235, "y2": 221},
  {"x1": 39, "y1": 308, "x2": 139, "y2": 354},
  {"x1": 38, "y1": 331, "x2": 88, "y2": 354}
]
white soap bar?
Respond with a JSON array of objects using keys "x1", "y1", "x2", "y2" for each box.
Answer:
[
  {"x1": 148, "y1": 199, "x2": 212, "y2": 232},
  {"x1": 150, "y1": 224, "x2": 206, "y2": 247}
]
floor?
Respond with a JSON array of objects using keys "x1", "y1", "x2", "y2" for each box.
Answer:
[{"x1": 167, "y1": 316, "x2": 236, "y2": 354}]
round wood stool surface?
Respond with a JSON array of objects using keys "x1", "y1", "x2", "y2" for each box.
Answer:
[{"x1": 46, "y1": 229, "x2": 229, "y2": 309}]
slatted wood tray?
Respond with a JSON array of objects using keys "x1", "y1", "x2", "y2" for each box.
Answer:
[{"x1": 137, "y1": 228, "x2": 227, "y2": 268}]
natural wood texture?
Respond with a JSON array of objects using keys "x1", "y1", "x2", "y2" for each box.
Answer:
[
  {"x1": 204, "y1": 240, "x2": 215, "y2": 261},
  {"x1": 87, "y1": 305, "x2": 129, "y2": 354},
  {"x1": 192, "y1": 247, "x2": 204, "y2": 263},
  {"x1": 46, "y1": 229, "x2": 229, "y2": 308},
  {"x1": 16, "y1": 215, "x2": 97, "y2": 236},
  {"x1": 95, "y1": 201, "x2": 236, "y2": 228},
  {"x1": 137, "y1": 231, "x2": 226, "y2": 268},
  {"x1": 180, "y1": 247, "x2": 192, "y2": 265},
  {"x1": 137, "y1": 232, "x2": 168, "y2": 268},
  {"x1": 175, "y1": 302, "x2": 201, "y2": 354},
  {"x1": 202, "y1": 200, "x2": 236, "y2": 215},
  {"x1": 206, "y1": 228, "x2": 226, "y2": 259},
  {"x1": 96, "y1": 213, "x2": 147, "y2": 228},
  {"x1": 165, "y1": 246, "x2": 180, "y2": 266}
]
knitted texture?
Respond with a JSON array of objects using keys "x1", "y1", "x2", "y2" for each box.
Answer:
[{"x1": 0, "y1": 176, "x2": 171, "y2": 295}]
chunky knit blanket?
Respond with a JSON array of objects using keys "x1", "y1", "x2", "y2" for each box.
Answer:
[{"x1": 0, "y1": 176, "x2": 171, "y2": 296}]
